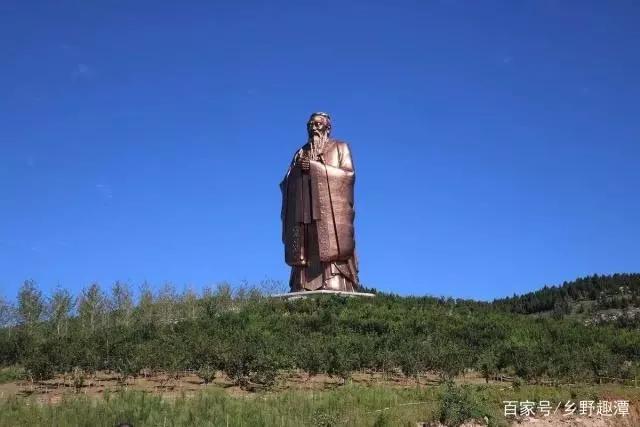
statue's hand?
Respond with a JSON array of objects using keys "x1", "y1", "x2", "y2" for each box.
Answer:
[{"x1": 297, "y1": 155, "x2": 310, "y2": 171}]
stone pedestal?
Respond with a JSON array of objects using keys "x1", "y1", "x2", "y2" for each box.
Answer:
[{"x1": 271, "y1": 289, "x2": 375, "y2": 300}]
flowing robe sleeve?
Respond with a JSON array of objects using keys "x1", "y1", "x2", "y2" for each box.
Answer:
[
  {"x1": 309, "y1": 142, "x2": 356, "y2": 262},
  {"x1": 280, "y1": 150, "x2": 306, "y2": 265}
]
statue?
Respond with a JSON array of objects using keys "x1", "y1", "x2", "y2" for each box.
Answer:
[{"x1": 280, "y1": 112, "x2": 360, "y2": 292}]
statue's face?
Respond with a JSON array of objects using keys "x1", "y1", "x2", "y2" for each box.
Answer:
[{"x1": 307, "y1": 115, "x2": 330, "y2": 138}]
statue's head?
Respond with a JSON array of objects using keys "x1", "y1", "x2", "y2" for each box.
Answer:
[{"x1": 307, "y1": 112, "x2": 331, "y2": 139}]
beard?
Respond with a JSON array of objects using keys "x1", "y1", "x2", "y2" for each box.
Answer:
[
  {"x1": 310, "y1": 129, "x2": 328, "y2": 144},
  {"x1": 308, "y1": 130, "x2": 329, "y2": 160}
]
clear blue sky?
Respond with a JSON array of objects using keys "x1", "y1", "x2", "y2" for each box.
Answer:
[{"x1": 1, "y1": 1, "x2": 639, "y2": 301}]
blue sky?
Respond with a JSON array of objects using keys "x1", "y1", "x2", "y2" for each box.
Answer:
[{"x1": 1, "y1": 0, "x2": 639, "y2": 301}]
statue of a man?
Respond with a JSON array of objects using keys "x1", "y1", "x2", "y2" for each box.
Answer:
[{"x1": 280, "y1": 112, "x2": 360, "y2": 292}]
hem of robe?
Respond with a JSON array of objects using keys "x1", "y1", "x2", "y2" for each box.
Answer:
[{"x1": 289, "y1": 258, "x2": 358, "y2": 292}]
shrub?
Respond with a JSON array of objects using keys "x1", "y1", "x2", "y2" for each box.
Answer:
[
  {"x1": 0, "y1": 366, "x2": 25, "y2": 383},
  {"x1": 24, "y1": 353, "x2": 55, "y2": 381},
  {"x1": 196, "y1": 365, "x2": 216, "y2": 385},
  {"x1": 72, "y1": 366, "x2": 85, "y2": 392},
  {"x1": 438, "y1": 383, "x2": 484, "y2": 427}
]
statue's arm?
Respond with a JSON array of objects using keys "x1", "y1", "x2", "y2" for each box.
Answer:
[
  {"x1": 338, "y1": 142, "x2": 354, "y2": 172},
  {"x1": 312, "y1": 142, "x2": 356, "y2": 210},
  {"x1": 316, "y1": 142, "x2": 355, "y2": 175},
  {"x1": 280, "y1": 150, "x2": 304, "y2": 242},
  {"x1": 282, "y1": 149, "x2": 304, "y2": 180},
  {"x1": 279, "y1": 179, "x2": 286, "y2": 221}
]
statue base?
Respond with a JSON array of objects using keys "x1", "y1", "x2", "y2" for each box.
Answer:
[{"x1": 271, "y1": 290, "x2": 376, "y2": 300}]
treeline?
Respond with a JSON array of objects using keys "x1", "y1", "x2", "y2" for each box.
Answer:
[
  {"x1": 1, "y1": 279, "x2": 640, "y2": 390},
  {"x1": 491, "y1": 273, "x2": 640, "y2": 315}
]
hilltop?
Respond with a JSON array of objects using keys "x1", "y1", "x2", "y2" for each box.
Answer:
[
  {"x1": 1, "y1": 276, "x2": 640, "y2": 426},
  {"x1": 491, "y1": 273, "x2": 640, "y2": 326},
  {"x1": 1, "y1": 276, "x2": 639, "y2": 389}
]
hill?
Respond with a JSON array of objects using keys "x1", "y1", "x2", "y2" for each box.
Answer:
[
  {"x1": 2, "y1": 278, "x2": 640, "y2": 426},
  {"x1": 491, "y1": 273, "x2": 640, "y2": 326},
  {"x1": 1, "y1": 277, "x2": 640, "y2": 389}
]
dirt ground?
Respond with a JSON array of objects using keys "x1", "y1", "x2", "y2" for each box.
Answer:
[
  {"x1": 0, "y1": 370, "x2": 449, "y2": 403},
  {"x1": 1, "y1": 371, "x2": 638, "y2": 426}
]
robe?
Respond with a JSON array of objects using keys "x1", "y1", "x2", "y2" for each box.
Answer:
[{"x1": 280, "y1": 139, "x2": 359, "y2": 292}]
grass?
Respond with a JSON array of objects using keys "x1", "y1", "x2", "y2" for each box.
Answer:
[
  {"x1": 0, "y1": 384, "x2": 482, "y2": 427},
  {"x1": 0, "y1": 366, "x2": 25, "y2": 384},
  {"x1": 0, "y1": 382, "x2": 638, "y2": 426}
]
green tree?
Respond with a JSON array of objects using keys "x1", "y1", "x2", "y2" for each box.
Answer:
[
  {"x1": 17, "y1": 280, "x2": 44, "y2": 327},
  {"x1": 477, "y1": 348, "x2": 498, "y2": 383},
  {"x1": 295, "y1": 335, "x2": 327, "y2": 379},
  {"x1": 78, "y1": 283, "x2": 106, "y2": 333},
  {"x1": 49, "y1": 287, "x2": 74, "y2": 337},
  {"x1": 136, "y1": 282, "x2": 156, "y2": 325},
  {"x1": 223, "y1": 330, "x2": 279, "y2": 390},
  {"x1": 325, "y1": 336, "x2": 358, "y2": 384},
  {"x1": 110, "y1": 281, "x2": 134, "y2": 328},
  {"x1": 0, "y1": 297, "x2": 15, "y2": 329}
]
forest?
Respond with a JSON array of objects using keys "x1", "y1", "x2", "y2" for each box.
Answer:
[
  {"x1": 1, "y1": 274, "x2": 639, "y2": 391},
  {"x1": 492, "y1": 273, "x2": 640, "y2": 315}
]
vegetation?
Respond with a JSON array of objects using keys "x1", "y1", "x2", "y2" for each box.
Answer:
[
  {"x1": 2, "y1": 382, "x2": 638, "y2": 427},
  {"x1": 0, "y1": 384, "x2": 492, "y2": 427},
  {"x1": 1, "y1": 275, "x2": 640, "y2": 391},
  {"x1": 0, "y1": 365, "x2": 25, "y2": 384},
  {"x1": 493, "y1": 273, "x2": 640, "y2": 315}
]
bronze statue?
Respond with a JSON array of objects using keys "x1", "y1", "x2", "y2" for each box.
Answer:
[{"x1": 280, "y1": 112, "x2": 359, "y2": 292}]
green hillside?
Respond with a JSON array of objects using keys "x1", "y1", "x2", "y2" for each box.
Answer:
[
  {"x1": 491, "y1": 273, "x2": 640, "y2": 327},
  {"x1": 1, "y1": 277, "x2": 640, "y2": 388}
]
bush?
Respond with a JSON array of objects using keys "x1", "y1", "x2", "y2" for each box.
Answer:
[
  {"x1": 1, "y1": 277, "x2": 640, "y2": 390},
  {"x1": 311, "y1": 409, "x2": 342, "y2": 427},
  {"x1": 511, "y1": 377, "x2": 523, "y2": 391},
  {"x1": 196, "y1": 365, "x2": 216, "y2": 385},
  {"x1": 372, "y1": 411, "x2": 392, "y2": 427},
  {"x1": 438, "y1": 383, "x2": 484, "y2": 427},
  {"x1": 24, "y1": 353, "x2": 54, "y2": 381},
  {"x1": 296, "y1": 336, "x2": 327, "y2": 379},
  {"x1": 222, "y1": 331, "x2": 280, "y2": 390},
  {"x1": 72, "y1": 366, "x2": 85, "y2": 392},
  {"x1": 0, "y1": 366, "x2": 25, "y2": 383}
]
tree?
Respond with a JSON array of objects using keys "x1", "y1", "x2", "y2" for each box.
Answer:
[
  {"x1": 196, "y1": 365, "x2": 216, "y2": 386},
  {"x1": 78, "y1": 283, "x2": 106, "y2": 333},
  {"x1": 180, "y1": 288, "x2": 200, "y2": 321},
  {"x1": 24, "y1": 351, "x2": 55, "y2": 382},
  {"x1": 156, "y1": 283, "x2": 178, "y2": 326},
  {"x1": 587, "y1": 342, "x2": 613, "y2": 382},
  {"x1": 398, "y1": 351, "x2": 419, "y2": 382},
  {"x1": 201, "y1": 282, "x2": 234, "y2": 317},
  {"x1": 295, "y1": 335, "x2": 327, "y2": 379},
  {"x1": 477, "y1": 348, "x2": 498, "y2": 383},
  {"x1": 0, "y1": 297, "x2": 16, "y2": 329},
  {"x1": 325, "y1": 335, "x2": 358, "y2": 384},
  {"x1": 551, "y1": 299, "x2": 570, "y2": 320},
  {"x1": 49, "y1": 287, "x2": 74, "y2": 336},
  {"x1": 434, "y1": 341, "x2": 468, "y2": 382},
  {"x1": 2, "y1": 276, "x2": 640, "y2": 391},
  {"x1": 136, "y1": 281, "x2": 155, "y2": 325},
  {"x1": 222, "y1": 330, "x2": 279, "y2": 390},
  {"x1": 110, "y1": 281, "x2": 133, "y2": 327},
  {"x1": 17, "y1": 280, "x2": 44, "y2": 327},
  {"x1": 439, "y1": 382, "x2": 484, "y2": 427}
]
